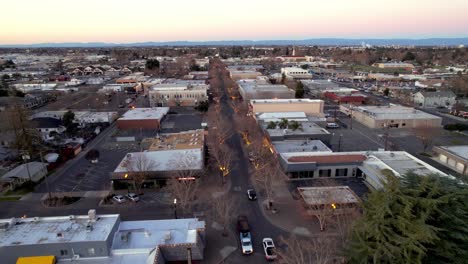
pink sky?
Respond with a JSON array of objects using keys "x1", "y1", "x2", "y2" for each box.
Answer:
[{"x1": 1, "y1": 0, "x2": 467, "y2": 44}]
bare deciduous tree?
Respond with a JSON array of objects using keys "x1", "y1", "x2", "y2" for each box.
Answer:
[
  {"x1": 211, "y1": 190, "x2": 236, "y2": 236},
  {"x1": 120, "y1": 153, "x2": 158, "y2": 194},
  {"x1": 165, "y1": 154, "x2": 201, "y2": 216},
  {"x1": 413, "y1": 126, "x2": 441, "y2": 152},
  {"x1": 277, "y1": 235, "x2": 336, "y2": 264}
]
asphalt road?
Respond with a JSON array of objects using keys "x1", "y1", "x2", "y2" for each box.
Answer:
[{"x1": 210, "y1": 61, "x2": 288, "y2": 262}]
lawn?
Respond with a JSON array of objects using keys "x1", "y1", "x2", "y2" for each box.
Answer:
[{"x1": 0, "y1": 196, "x2": 21, "y2": 201}]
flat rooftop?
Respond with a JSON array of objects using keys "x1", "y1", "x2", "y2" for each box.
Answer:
[
  {"x1": 142, "y1": 129, "x2": 204, "y2": 151},
  {"x1": 264, "y1": 121, "x2": 330, "y2": 138},
  {"x1": 112, "y1": 218, "x2": 204, "y2": 250},
  {"x1": 251, "y1": 99, "x2": 323, "y2": 104},
  {"x1": 113, "y1": 148, "x2": 203, "y2": 175},
  {"x1": 297, "y1": 186, "x2": 360, "y2": 206},
  {"x1": 436, "y1": 145, "x2": 468, "y2": 160},
  {"x1": 273, "y1": 140, "x2": 332, "y2": 154},
  {"x1": 364, "y1": 151, "x2": 448, "y2": 177},
  {"x1": 256, "y1": 112, "x2": 308, "y2": 122},
  {"x1": 351, "y1": 105, "x2": 441, "y2": 120},
  {"x1": 0, "y1": 214, "x2": 119, "y2": 247},
  {"x1": 119, "y1": 108, "x2": 169, "y2": 121}
]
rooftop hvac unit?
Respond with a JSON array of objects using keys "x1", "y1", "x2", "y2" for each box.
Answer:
[
  {"x1": 164, "y1": 231, "x2": 171, "y2": 241},
  {"x1": 88, "y1": 209, "x2": 96, "y2": 221},
  {"x1": 0, "y1": 222, "x2": 9, "y2": 231}
]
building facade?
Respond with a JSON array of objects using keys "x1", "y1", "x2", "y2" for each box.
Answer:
[
  {"x1": 149, "y1": 84, "x2": 208, "y2": 107},
  {"x1": 250, "y1": 99, "x2": 324, "y2": 117}
]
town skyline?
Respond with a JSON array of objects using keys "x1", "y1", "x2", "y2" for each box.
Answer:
[{"x1": 1, "y1": 0, "x2": 468, "y2": 44}]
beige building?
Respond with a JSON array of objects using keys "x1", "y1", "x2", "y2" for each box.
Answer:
[
  {"x1": 372, "y1": 62, "x2": 415, "y2": 70},
  {"x1": 229, "y1": 70, "x2": 262, "y2": 80},
  {"x1": 149, "y1": 83, "x2": 208, "y2": 107},
  {"x1": 250, "y1": 99, "x2": 324, "y2": 116},
  {"x1": 340, "y1": 104, "x2": 442, "y2": 129}
]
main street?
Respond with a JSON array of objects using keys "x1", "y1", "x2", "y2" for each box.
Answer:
[{"x1": 209, "y1": 60, "x2": 288, "y2": 262}]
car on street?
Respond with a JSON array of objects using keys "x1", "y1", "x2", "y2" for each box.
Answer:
[
  {"x1": 247, "y1": 189, "x2": 257, "y2": 201},
  {"x1": 113, "y1": 195, "x2": 126, "y2": 203},
  {"x1": 126, "y1": 193, "x2": 140, "y2": 202},
  {"x1": 237, "y1": 215, "x2": 253, "y2": 254},
  {"x1": 240, "y1": 231, "x2": 253, "y2": 255},
  {"x1": 326, "y1": 122, "x2": 340, "y2": 129},
  {"x1": 263, "y1": 238, "x2": 277, "y2": 260}
]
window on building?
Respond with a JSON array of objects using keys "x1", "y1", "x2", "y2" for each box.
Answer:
[
  {"x1": 335, "y1": 168, "x2": 348, "y2": 177},
  {"x1": 88, "y1": 248, "x2": 95, "y2": 255},
  {"x1": 319, "y1": 169, "x2": 331, "y2": 177},
  {"x1": 60, "y1": 249, "x2": 68, "y2": 256}
]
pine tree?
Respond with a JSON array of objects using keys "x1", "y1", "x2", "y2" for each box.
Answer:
[
  {"x1": 346, "y1": 176, "x2": 437, "y2": 263},
  {"x1": 346, "y1": 174, "x2": 468, "y2": 264}
]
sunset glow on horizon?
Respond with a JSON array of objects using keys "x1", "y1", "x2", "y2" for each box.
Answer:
[{"x1": 1, "y1": 0, "x2": 468, "y2": 44}]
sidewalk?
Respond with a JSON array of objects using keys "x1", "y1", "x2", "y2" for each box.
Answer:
[{"x1": 257, "y1": 180, "x2": 322, "y2": 237}]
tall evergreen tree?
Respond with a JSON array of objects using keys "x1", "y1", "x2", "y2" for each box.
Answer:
[{"x1": 346, "y1": 174, "x2": 468, "y2": 264}]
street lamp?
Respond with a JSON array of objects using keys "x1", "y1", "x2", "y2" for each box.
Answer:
[{"x1": 173, "y1": 198, "x2": 178, "y2": 219}]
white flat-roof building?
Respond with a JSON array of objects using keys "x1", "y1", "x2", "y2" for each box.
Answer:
[
  {"x1": 0, "y1": 211, "x2": 205, "y2": 264},
  {"x1": 112, "y1": 148, "x2": 204, "y2": 183},
  {"x1": 272, "y1": 140, "x2": 332, "y2": 154},
  {"x1": 340, "y1": 104, "x2": 442, "y2": 129},
  {"x1": 237, "y1": 79, "x2": 294, "y2": 100},
  {"x1": 255, "y1": 112, "x2": 309, "y2": 122},
  {"x1": 281, "y1": 67, "x2": 313, "y2": 79},
  {"x1": 262, "y1": 121, "x2": 331, "y2": 143}
]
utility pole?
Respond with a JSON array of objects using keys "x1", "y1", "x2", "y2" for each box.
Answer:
[
  {"x1": 187, "y1": 248, "x2": 192, "y2": 264},
  {"x1": 349, "y1": 107, "x2": 353, "y2": 130},
  {"x1": 21, "y1": 152, "x2": 32, "y2": 182},
  {"x1": 39, "y1": 150, "x2": 52, "y2": 199},
  {"x1": 338, "y1": 134, "x2": 343, "y2": 152}
]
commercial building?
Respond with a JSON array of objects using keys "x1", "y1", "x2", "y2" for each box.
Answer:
[
  {"x1": 111, "y1": 148, "x2": 204, "y2": 184},
  {"x1": 323, "y1": 91, "x2": 366, "y2": 105},
  {"x1": 116, "y1": 108, "x2": 169, "y2": 130},
  {"x1": 272, "y1": 139, "x2": 332, "y2": 155},
  {"x1": 372, "y1": 62, "x2": 415, "y2": 71},
  {"x1": 141, "y1": 129, "x2": 204, "y2": 151},
  {"x1": 413, "y1": 91, "x2": 457, "y2": 108},
  {"x1": 148, "y1": 83, "x2": 208, "y2": 107},
  {"x1": 237, "y1": 80, "x2": 294, "y2": 100},
  {"x1": 229, "y1": 70, "x2": 262, "y2": 80},
  {"x1": 340, "y1": 104, "x2": 442, "y2": 129},
  {"x1": 0, "y1": 211, "x2": 205, "y2": 264},
  {"x1": 433, "y1": 145, "x2": 468, "y2": 175},
  {"x1": 261, "y1": 120, "x2": 332, "y2": 144},
  {"x1": 278, "y1": 150, "x2": 448, "y2": 189},
  {"x1": 250, "y1": 99, "x2": 324, "y2": 117},
  {"x1": 281, "y1": 67, "x2": 313, "y2": 79},
  {"x1": 112, "y1": 129, "x2": 205, "y2": 185}
]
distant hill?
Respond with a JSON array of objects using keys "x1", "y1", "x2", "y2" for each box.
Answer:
[{"x1": 1, "y1": 38, "x2": 467, "y2": 48}]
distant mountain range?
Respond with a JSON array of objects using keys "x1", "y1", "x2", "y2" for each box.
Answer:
[{"x1": 1, "y1": 38, "x2": 467, "y2": 48}]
